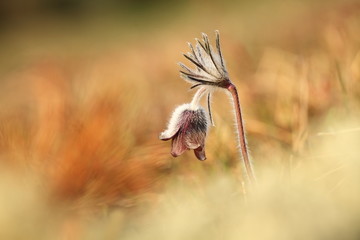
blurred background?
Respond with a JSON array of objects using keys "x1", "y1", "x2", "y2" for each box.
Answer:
[{"x1": 0, "y1": 0, "x2": 360, "y2": 239}]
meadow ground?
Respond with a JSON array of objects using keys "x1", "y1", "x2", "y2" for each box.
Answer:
[{"x1": 0, "y1": 0, "x2": 360, "y2": 239}]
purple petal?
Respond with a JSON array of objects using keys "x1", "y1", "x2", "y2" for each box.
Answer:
[
  {"x1": 159, "y1": 129, "x2": 179, "y2": 141},
  {"x1": 159, "y1": 125, "x2": 181, "y2": 141},
  {"x1": 185, "y1": 132, "x2": 205, "y2": 150},
  {"x1": 160, "y1": 104, "x2": 190, "y2": 141},
  {"x1": 171, "y1": 133, "x2": 188, "y2": 157},
  {"x1": 194, "y1": 145, "x2": 206, "y2": 161}
]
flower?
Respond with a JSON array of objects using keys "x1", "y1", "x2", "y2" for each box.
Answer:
[
  {"x1": 179, "y1": 30, "x2": 231, "y2": 89},
  {"x1": 159, "y1": 103, "x2": 209, "y2": 161},
  {"x1": 160, "y1": 31, "x2": 256, "y2": 184}
]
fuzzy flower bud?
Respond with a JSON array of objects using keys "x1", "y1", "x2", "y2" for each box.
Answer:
[{"x1": 159, "y1": 104, "x2": 209, "y2": 160}]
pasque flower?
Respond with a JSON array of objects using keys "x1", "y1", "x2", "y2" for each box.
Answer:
[
  {"x1": 161, "y1": 31, "x2": 256, "y2": 185},
  {"x1": 160, "y1": 88, "x2": 209, "y2": 161}
]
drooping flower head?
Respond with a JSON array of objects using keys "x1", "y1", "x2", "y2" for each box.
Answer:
[{"x1": 160, "y1": 103, "x2": 209, "y2": 161}]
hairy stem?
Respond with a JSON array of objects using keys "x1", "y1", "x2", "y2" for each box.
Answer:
[
  {"x1": 227, "y1": 83, "x2": 256, "y2": 185},
  {"x1": 190, "y1": 87, "x2": 207, "y2": 108}
]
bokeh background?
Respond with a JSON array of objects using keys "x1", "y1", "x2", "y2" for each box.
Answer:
[{"x1": 0, "y1": 0, "x2": 360, "y2": 239}]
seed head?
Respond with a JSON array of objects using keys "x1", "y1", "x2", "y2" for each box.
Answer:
[{"x1": 179, "y1": 30, "x2": 231, "y2": 89}]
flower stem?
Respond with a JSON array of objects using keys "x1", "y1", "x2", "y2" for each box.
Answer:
[
  {"x1": 227, "y1": 83, "x2": 256, "y2": 185},
  {"x1": 190, "y1": 87, "x2": 207, "y2": 109}
]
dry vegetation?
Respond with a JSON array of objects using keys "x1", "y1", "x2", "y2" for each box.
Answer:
[{"x1": 0, "y1": 0, "x2": 360, "y2": 239}]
